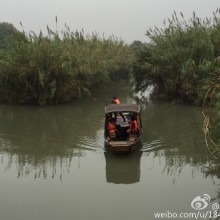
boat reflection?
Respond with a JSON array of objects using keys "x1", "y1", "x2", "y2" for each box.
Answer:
[{"x1": 104, "y1": 149, "x2": 142, "y2": 184}]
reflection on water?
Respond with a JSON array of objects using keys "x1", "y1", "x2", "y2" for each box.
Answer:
[
  {"x1": 0, "y1": 84, "x2": 218, "y2": 181},
  {"x1": 0, "y1": 101, "x2": 103, "y2": 179},
  {"x1": 0, "y1": 82, "x2": 220, "y2": 220},
  {"x1": 104, "y1": 150, "x2": 142, "y2": 184},
  {"x1": 141, "y1": 101, "x2": 211, "y2": 169}
]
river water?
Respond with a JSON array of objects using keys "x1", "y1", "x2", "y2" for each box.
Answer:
[{"x1": 0, "y1": 82, "x2": 219, "y2": 220}]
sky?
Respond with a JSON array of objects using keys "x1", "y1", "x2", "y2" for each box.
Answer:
[{"x1": 0, "y1": 0, "x2": 220, "y2": 43}]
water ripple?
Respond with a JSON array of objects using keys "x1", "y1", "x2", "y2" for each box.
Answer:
[
  {"x1": 76, "y1": 131, "x2": 104, "y2": 153},
  {"x1": 141, "y1": 138, "x2": 167, "y2": 152}
]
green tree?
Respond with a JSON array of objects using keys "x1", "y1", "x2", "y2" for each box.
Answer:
[{"x1": 0, "y1": 22, "x2": 18, "y2": 48}]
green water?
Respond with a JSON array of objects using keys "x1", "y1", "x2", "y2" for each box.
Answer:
[{"x1": 0, "y1": 82, "x2": 219, "y2": 220}]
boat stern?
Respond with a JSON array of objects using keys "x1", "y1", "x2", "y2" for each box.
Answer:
[{"x1": 107, "y1": 140, "x2": 136, "y2": 153}]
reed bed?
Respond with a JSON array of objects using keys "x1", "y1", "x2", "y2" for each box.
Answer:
[
  {"x1": 132, "y1": 9, "x2": 220, "y2": 105},
  {"x1": 131, "y1": 9, "x2": 220, "y2": 158},
  {"x1": 0, "y1": 22, "x2": 131, "y2": 105}
]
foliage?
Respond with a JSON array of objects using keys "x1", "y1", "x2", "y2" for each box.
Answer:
[
  {"x1": 0, "y1": 23, "x2": 131, "y2": 105},
  {"x1": 203, "y1": 65, "x2": 220, "y2": 159},
  {"x1": 132, "y1": 9, "x2": 220, "y2": 105},
  {"x1": 129, "y1": 9, "x2": 220, "y2": 158},
  {"x1": 0, "y1": 22, "x2": 18, "y2": 49}
]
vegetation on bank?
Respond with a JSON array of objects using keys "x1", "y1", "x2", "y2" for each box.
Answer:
[
  {"x1": 131, "y1": 9, "x2": 220, "y2": 158},
  {"x1": 0, "y1": 22, "x2": 18, "y2": 49},
  {"x1": 203, "y1": 72, "x2": 220, "y2": 159},
  {"x1": 0, "y1": 21, "x2": 131, "y2": 105},
  {"x1": 132, "y1": 9, "x2": 220, "y2": 105}
]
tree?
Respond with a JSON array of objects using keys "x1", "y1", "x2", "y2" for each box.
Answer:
[{"x1": 0, "y1": 22, "x2": 18, "y2": 49}]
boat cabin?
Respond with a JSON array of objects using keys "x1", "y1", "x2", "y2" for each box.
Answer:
[{"x1": 104, "y1": 104, "x2": 142, "y2": 152}]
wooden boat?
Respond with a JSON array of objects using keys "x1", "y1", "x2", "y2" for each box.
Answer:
[{"x1": 104, "y1": 103, "x2": 143, "y2": 153}]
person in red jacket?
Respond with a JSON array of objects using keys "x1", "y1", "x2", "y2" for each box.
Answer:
[
  {"x1": 112, "y1": 96, "x2": 121, "y2": 104},
  {"x1": 107, "y1": 117, "x2": 117, "y2": 139},
  {"x1": 128, "y1": 115, "x2": 139, "y2": 135},
  {"x1": 111, "y1": 96, "x2": 126, "y2": 122}
]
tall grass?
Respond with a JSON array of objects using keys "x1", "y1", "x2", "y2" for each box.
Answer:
[
  {"x1": 132, "y1": 9, "x2": 220, "y2": 158},
  {"x1": 0, "y1": 22, "x2": 131, "y2": 105},
  {"x1": 132, "y1": 9, "x2": 220, "y2": 105}
]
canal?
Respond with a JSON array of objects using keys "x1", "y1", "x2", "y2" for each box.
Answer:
[{"x1": 0, "y1": 82, "x2": 218, "y2": 220}]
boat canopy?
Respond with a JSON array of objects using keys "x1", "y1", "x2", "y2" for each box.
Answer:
[{"x1": 105, "y1": 104, "x2": 140, "y2": 114}]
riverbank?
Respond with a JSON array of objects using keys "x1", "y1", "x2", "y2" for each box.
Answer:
[{"x1": 0, "y1": 26, "x2": 131, "y2": 106}]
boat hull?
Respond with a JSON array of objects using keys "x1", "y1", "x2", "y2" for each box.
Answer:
[
  {"x1": 105, "y1": 137, "x2": 141, "y2": 153},
  {"x1": 104, "y1": 104, "x2": 143, "y2": 153}
]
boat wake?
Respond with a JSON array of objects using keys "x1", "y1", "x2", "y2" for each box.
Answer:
[{"x1": 141, "y1": 138, "x2": 167, "y2": 152}]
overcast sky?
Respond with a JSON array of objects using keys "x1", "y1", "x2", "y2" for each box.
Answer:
[{"x1": 0, "y1": 0, "x2": 219, "y2": 43}]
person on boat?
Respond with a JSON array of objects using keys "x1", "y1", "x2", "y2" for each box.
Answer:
[
  {"x1": 128, "y1": 115, "x2": 139, "y2": 135},
  {"x1": 111, "y1": 96, "x2": 126, "y2": 122},
  {"x1": 112, "y1": 96, "x2": 121, "y2": 104},
  {"x1": 107, "y1": 117, "x2": 118, "y2": 139}
]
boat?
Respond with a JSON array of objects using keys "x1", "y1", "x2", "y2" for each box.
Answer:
[{"x1": 104, "y1": 103, "x2": 143, "y2": 153}]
